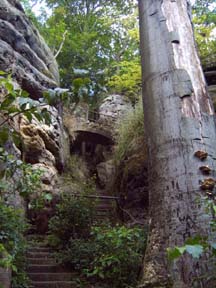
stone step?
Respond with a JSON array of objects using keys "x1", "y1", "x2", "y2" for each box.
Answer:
[
  {"x1": 27, "y1": 247, "x2": 51, "y2": 253},
  {"x1": 26, "y1": 257, "x2": 56, "y2": 265},
  {"x1": 30, "y1": 281, "x2": 76, "y2": 288},
  {"x1": 27, "y1": 251, "x2": 54, "y2": 258},
  {"x1": 28, "y1": 273, "x2": 74, "y2": 282},
  {"x1": 96, "y1": 204, "x2": 113, "y2": 209},
  {"x1": 96, "y1": 211, "x2": 112, "y2": 215},
  {"x1": 27, "y1": 243, "x2": 48, "y2": 249},
  {"x1": 95, "y1": 216, "x2": 110, "y2": 219},
  {"x1": 27, "y1": 264, "x2": 66, "y2": 273},
  {"x1": 26, "y1": 235, "x2": 46, "y2": 241},
  {"x1": 96, "y1": 209, "x2": 112, "y2": 213}
]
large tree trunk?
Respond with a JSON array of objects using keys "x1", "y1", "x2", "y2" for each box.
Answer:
[{"x1": 138, "y1": 1, "x2": 216, "y2": 287}]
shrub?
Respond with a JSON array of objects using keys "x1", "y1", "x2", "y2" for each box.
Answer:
[
  {"x1": 0, "y1": 71, "x2": 53, "y2": 287},
  {"x1": 0, "y1": 199, "x2": 29, "y2": 287},
  {"x1": 114, "y1": 98, "x2": 145, "y2": 163},
  {"x1": 48, "y1": 192, "x2": 97, "y2": 246},
  {"x1": 55, "y1": 224, "x2": 146, "y2": 288},
  {"x1": 86, "y1": 225, "x2": 146, "y2": 287},
  {"x1": 56, "y1": 238, "x2": 97, "y2": 270},
  {"x1": 0, "y1": 71, "x2": 51, "y2": 148},
  {"x1": 108, "y1": 59, "x2": 142, "y2": 104}
]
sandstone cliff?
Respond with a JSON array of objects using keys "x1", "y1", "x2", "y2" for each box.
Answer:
[
  {"x1": 0, "y1": 0, "x2": 59, "y2": 99},
  {"x1": 0, "y1": 0, "x2": 69, "y2": 196}
]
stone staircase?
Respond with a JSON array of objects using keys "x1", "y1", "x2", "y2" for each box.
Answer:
[
  {"x1": 95, "y1": 189, "x2": 118, "y2": 222},
  {"x1": 26, "y1": 237, "x2": 76, "y2": 288},
  {"x1": 96, "y1": 199, "x2": 116, "y2": 221}
]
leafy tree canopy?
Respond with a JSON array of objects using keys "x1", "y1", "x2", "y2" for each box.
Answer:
[
  {"x1": 21, "y1": 0, "x2": 140, "y2": 106},
  {"x1": 192, "y1": 0, "x2": 216, "y2": 65},
  {"x1": 20, "y1": 0, "x2": 216, "y2": 107}
]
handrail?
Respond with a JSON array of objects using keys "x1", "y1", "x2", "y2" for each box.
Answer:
[{"x1": 67, "y1": 193, "x2": 119, "y2": 200}]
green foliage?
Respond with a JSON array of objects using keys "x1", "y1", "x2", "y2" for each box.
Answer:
[
  {"x1": 108, "y1": 59, "x2": 141, "y2": 103},
  {"x1": 114, "y1": 98, "x2": 145, "y2": 163},
  {"x1": 28, "y1": 0, "x2": 139, "y2": 107},
  {"x1": 57, "y1": 238, "x2": 97, "y2": 270},
  {"x1": 192, "y1": 1, "x2": 216, "y2": 65},
  {"x1": 48, "y1": 157, "x2": 146, "y2": 287},
  {"x1": 48, "y1": 191, "x2": 97, "y2": 245},
  {"x1": 70, "y1": 72, "x2": 107, "y2": 109},
  {"x1": 0, "y1": 72, "x2": 51, "y2": 144},
  {"x1": 167, "y1": 239, "x2": 204, "y2": 261},
  {"x1": 86, "y1": 225, "x2": 145, "y2": 287},
  {"x1": 0, "y1": 153, "x2": 42, "y2": 286},
  {"x1": 30, "y1": 192, "x2": 53, "y2": 211},
  {"x1": 17, "y1": 165, "x2": 43, "y2": 199},
  {"x1": 193, "y1": 1, "x2": 216, "y2": 21},
  {"x1": 0, "y1": 71, "x2": 52, "y2": 286},
  {"x1": 0, "y1": 148, "x2": 43, "y2": 200},
  {"x1": 56, "y1": 225, "x2": 146, "y2": 288},
  {"x1": 0, "y1": 199, "x2": 29, "y2": 287}
]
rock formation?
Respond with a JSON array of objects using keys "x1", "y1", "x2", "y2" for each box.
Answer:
[
  {"x1": 0, "y1": 0, "x2": 69, "y2": 196},
  {"x1": 98, "y1": 94, "x2": 132, "y2": 128},
  {"x1": 0, "y1": 0, "x2": 59, "y2": 99}
]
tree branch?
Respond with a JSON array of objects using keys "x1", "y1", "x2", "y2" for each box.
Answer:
[
  {"x1": 30, "y1": 0, "x2": 39, "y2": 9},
  {"x1": 118, "y1": 205, "x2": 144, "y2": 226},
  {"x1": 54, "y1": 30, "x2": 68, "y2": 59},
  {"x1": 0, "y1": 103, "x2": 47, "y2": 128}
]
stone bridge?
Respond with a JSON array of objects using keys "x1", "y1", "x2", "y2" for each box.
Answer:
[{"x1": 63, "y1": 107, "x2": 117, "y2": 157}]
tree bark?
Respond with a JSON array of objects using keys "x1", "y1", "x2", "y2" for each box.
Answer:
[{"x1": 138, "y1": 0, "x2": 216, "y2": 287}]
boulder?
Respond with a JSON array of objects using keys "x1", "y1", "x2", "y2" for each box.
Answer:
[
  {"x1": 32, "y1": 163, "x2": 58, "y2": 186},
  {"x1": 98, "y1": 94, "x2": 132, "y2": 126},
  {"x1": 19, "y1": 106, "x2": 70, "y2": 176}
]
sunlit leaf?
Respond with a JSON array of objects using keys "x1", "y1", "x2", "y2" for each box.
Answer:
[
  {"x1": 5, "y1": 82, "x2": 14, "y2": 93},
  {"x1": 167, "y1": 247, "x2": 183, "y2": 261},
  {"x1": 24, "y1": 111, "x2": 33, "y2": 122},
  {"x1": 185, "y1": 245, "x2": 203, "y2": 259}
]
